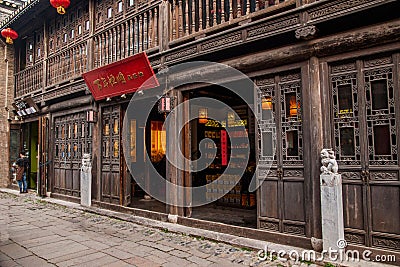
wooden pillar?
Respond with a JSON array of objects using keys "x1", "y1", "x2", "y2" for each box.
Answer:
[
  {"x1": 166, "y1": 89, "x2": 185, "y2": 216},
  {"x1": 159, "y1": 0, "x2": 170, "y2": 52},
  {"x1": 183, "y1": 93, "x2": 191, "y2": 217},
  {"x1": 93, "y1": 105, "x2": 101, "y2": 202},
  {"x1": 42, "y1": 20, "x2": 48, "y2": 91},
  {"x1": 88, "y1": 0, "x2": 95, "y2": 70},
  {"x1": 302, "y1": 56, "x2": 323, "y2": 240}
]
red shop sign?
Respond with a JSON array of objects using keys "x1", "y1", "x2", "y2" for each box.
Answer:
[
  {"x1": 221, "y1": 130, "x2": 228, "y2": 166},
  {"x1": 82, "y1": 52, "x2": 159, "y2": 101}
]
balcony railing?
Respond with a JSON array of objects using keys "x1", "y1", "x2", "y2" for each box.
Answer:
[
  {"x1": 93, "y1": 4, "x2": 160, "y2": 69},
  {"x1": 47, "y1": 42, "x2": 89, "y2": 86},
  {"x1": 14, "y1": 0, "x2": 295, "y2": 98},
  {"x1": 169, "y1": 0, "x2": 293, "y2": 41},
  {"x1": 15, "y1": 61, "x2": 43, "y2": 98}
]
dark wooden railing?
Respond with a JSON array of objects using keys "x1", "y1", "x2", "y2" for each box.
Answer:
[
  {"x1": 14, "y1": 0, "x2": 297, "y2": 97},
  {"x1": 93, "y1": 5, "x2": 160, "y2": 69},
  {"x1": 169, "y1": 0, "x2": 294, "y2": 40},
  {"x1": 15, "y1": 61, "x2": 43, "y2": 98},
  {"x1": 47, "y1": 42, "x2": 89, "y2": 86}
]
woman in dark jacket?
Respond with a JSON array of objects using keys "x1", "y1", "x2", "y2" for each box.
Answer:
[{"x1": 15, "y1": 151, "x2": 29, "y2": 193}]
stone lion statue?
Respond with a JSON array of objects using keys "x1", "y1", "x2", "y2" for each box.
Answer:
[{"x1": 320, "y1": 149, "x2": 338, "y2": 174}]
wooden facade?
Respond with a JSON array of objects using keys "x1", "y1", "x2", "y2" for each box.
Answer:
[{"x1": 4, "y1": 0, "x2": 400, "y2": 260}]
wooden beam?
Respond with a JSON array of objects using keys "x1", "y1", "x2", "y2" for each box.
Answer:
[{"x1": 225, "y1": 20, "x2": 400, "y2": 73}]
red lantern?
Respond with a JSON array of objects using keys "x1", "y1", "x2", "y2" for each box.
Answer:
[
  {"x1": 50, "y1": 0, "x2": 70, "y2": 15},
  {"x1": 1, "y1": 28, "x2": 18, "y2": 44}
]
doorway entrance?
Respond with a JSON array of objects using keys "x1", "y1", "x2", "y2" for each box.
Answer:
[
  {"x1": 21, "y1": 121, "x2": 39, "y2": 191},
  {"x1": 127, "y1": 100, "x2": 167, "y2": 213},
  {"x1": 189, "y1": 85, "x2": 257, "y2": 228}
]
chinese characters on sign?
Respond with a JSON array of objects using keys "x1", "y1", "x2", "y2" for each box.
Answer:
[
  {"x1": 92, "y1": 71, "x2": 144, "y2": 91},
  {"x1": 82, "y1": 52, "x2": 159, "y2": 101}
]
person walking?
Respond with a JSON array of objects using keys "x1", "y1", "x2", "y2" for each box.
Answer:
[{"x1": 15, "y1": 151, "x2": 29, "y2": 193}]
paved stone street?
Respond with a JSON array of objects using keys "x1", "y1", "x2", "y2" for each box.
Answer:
[{"x1": 0, "y1": 191, "x2": 307, "y2": 267}]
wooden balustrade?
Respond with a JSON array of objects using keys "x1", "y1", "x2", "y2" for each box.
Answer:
[
  {"x1": 15, "y1": 62, "x2": 43, "y2": 98},
  {"x1": 93, "y1": 5, "x2": 159, "y2": 68},
  {"x1": 14, "y1": 0, "x2": 295, "y2": 96},
  {"x1": 47, "y1": 43, "x2": 88, "y2": 86},
  {"x1": 170, "y1": 0, "x2": 291, "y2": 40}
]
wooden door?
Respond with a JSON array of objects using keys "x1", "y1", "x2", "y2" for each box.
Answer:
[
  {"x1": 329, "y1": 55, "x2": 400, "y2": 251},
  {"x1": 53, "y1": 112, "x2": 92, "y2": 197},
  {"x1": 38, "y1": 116, "x2": 49, "y2": 196},
  {"x1": 256, "y1": 71, "x2": 307, "y2": 237},
  {"x1": 101, "y1": 105, "x2": 122, "y2": 205}
]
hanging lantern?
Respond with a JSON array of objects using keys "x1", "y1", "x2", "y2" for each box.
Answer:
[
  {"x1": 1, "y1": 28, "x2": 18, "y2": 44},
  {"x1": 50, "y1": 0, "x2": 71, "y2": 15},
  {"x1": 198, "y1": 108, "x2": 208, "y2": 124},
  {"x1": 158, "y1": 95, "x2": 174, "y2": 114}
]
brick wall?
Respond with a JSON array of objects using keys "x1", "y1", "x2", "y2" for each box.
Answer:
[{"x1": 0, "y1": 42, "x2": 15, "y2": 188}]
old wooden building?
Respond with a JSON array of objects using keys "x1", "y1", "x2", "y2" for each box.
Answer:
[{"x1": 2, "y1": 0, "x2": 399, "y2": 260}]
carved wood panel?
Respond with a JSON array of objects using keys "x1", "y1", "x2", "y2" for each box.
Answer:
[
  {"x1": 53, "y1": 112, "x2": 92, "y2": 197},
  {"x1": 329, "y1": 55, "x2": 400, "y2": 251},
  {"x1": 256, "y1": 70, "x2": 306, "y2": 237}
]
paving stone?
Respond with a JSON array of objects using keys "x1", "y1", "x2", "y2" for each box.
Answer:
[
  {"x1": 144, "y1": 254, "x2": 169, "y2": 265},
  {"x1": 0, "y1": 191, "x2": 301, "y2": 267},
  {"x1": 65, "y1": 234, "x2": 91, "y2": 243},
  {"x1": 129, "y1": 246, "x2": 156, "y2": 258},
  {"x1": 49, "y1": 249, "x2": 97, "y2": 264},
  {"x1": 105, "y1": 260, "x2": 135, "y2": 267},
  {"x1": 0, "y1": 243, "x2": 32, "y2": 259},
  {"x1": 19, "y1": 234, "x2": 65, "y2": 248},
  {"x1": 56, "y1": 252, "x2": 107, "y2": 267},
  {"x1": 138, "y1": 240, "x2": 174, "y2": 252},
  {"x1": 167, "y1": 249, "x2": 192, "y2": 259},
  {"x1": 0, "y1": 250, "x2": 12, "y2": 261},
  {"x1": 15, "y1": 255, "x2": 56, "y2": 267},
  {"x1": 10, "y1": 230, "x2": 55, "y2": 243},
  {"x1": 79, "y1": 240, "x2": 111, "y2": 250},
  {"x1": 73, "y1": 255, "x2": 120, "y2": 267},
  {"x1": 148, "y1": 249, "x2": 171, "y2": 259},
  {"x1": 29, "y1": 240, "x2": 89, "y2": 260},
  {"x1": 102, "y1": 247, "x2": 134, "y2": 260},
  {"x1": 117, "y1": 241, "x2": 140, "y2": 252},
  {"x1": 186, "y1": 255, "x2": 214, "y2": 266},
  {"x1": 0, "y1": 259, "x2": 20, "y2": 267},
  {"x1": 164, "y1": 255, "x2": 192, "y2": 266},
  {"x1": 125, "y1": 256, "x2": 161, "y2": 267},
  {"x1": 189, "y1": 248, "x2": 213, "y2": 259},
  {"x1": 158, "y1": 240, "x2": 192, "y2": 252}
]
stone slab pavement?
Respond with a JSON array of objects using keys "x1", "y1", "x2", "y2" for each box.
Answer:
[{"x1": 0, "y1": 190, "x2": 394, "y2": 267}]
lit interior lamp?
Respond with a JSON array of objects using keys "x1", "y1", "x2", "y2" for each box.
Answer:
[
  {"x1": 198, "y1": 108, "x2": 208, "y2": 124},
  {"x1": 261, "y1": 97, "x2": 272, "y2": 110},
  {"x1": 289, "y1": 95, "x2": 299, "y2": 117}
]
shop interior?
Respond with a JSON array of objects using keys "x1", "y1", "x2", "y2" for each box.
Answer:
[
  {"x1": 126, "y1": 86, "x2": 258, "y2": 228},
  {"x1": 189, "y1": 86, "x2": 257, "y2": 228},
  {"x1": 19, "y1": 121, "x2": 38, "y2": 190}
]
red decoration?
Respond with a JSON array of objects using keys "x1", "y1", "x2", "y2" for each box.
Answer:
[
  {"x1": 1, "y1": 28, "x2": 18, "y2": 44},
  {"x1": 50, "y1": 0, "x2": 70, "y2": 15},
  {"x1": 82, "y1": 52, "x2": 159, "y2": 101},
  {"x1": 221, "y1": 130, "x2": 228, "y2": 166}
]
